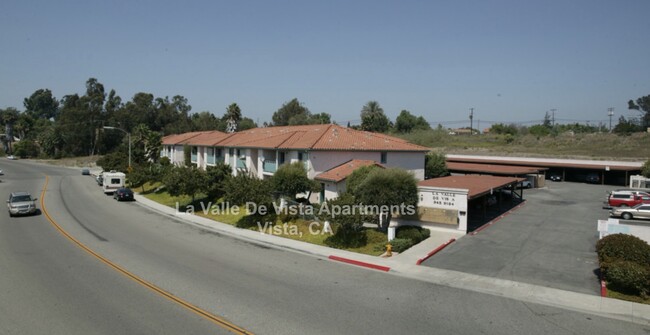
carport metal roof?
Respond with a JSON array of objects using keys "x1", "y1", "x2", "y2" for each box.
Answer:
[
  {"x1": 418, "y1": 175, "x2": 525, "y2": 199},
  {"x1": 447, "y1": 162, "x2": 546, "y2": 175},
  {"x1": 446, "y1": 155, "x2": 642, "y2": 171}
]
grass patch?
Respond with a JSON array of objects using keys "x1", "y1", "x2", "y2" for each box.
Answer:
[
  {"x1": 137, "y1": 183, "x2": 390, "y2": 256},
  {"x1": 607, "y1": 289, "x2": 650, "y2": 305}
]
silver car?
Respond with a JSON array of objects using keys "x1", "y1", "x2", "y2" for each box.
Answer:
[
  {"x1": 7, "y1": 192, "x2": 37, "y2": 217},
  {"x1": 610, "y1": 203, "x2": 650, "y2": 220}
]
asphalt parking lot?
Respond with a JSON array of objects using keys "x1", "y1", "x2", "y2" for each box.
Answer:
[{"x1": 422, "y1": 181, "x2": 615, "y2": 295}]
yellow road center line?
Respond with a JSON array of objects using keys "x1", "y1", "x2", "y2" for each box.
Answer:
[{"x1": 40, "y1": 175, "x2": 252, "y2": 335}]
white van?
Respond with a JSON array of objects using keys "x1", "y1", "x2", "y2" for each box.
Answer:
[{"x1": 102, "y1": 171, "x2": 126, "y2": 194}]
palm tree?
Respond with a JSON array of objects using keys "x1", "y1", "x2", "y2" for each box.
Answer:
[{"x1": 360, "y1": 101, "x2": 390, "y2": 132}]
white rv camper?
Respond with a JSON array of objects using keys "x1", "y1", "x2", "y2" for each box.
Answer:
[{"x1": 102, "y1": 171, "x2": 126, "y2": 194}]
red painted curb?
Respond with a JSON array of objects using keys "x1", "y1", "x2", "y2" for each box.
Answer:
[
  {"x1": 470, "y1": 201, "x2": 526, "y2": 236},
  {"x1": 416, "y1": 238, "x2": 456, "y2": 265},
  {"x1": 600, "y1": 278, "x2": 607, "y2": 297},
  {"x1": 328, "y1": 255, "x2": 390, "y2": 272}
]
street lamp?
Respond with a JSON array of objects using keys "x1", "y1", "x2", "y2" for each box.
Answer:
[{"x1": 103, "y1": 126, "x2": 131, "y2": 170}]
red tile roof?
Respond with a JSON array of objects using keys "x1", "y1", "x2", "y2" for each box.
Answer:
[
  {"x1": 161, "y1": 131, "x2": 209, "y2": 145},
  {"x1": 162, "y1": 124, "x2": 429, "y2": 152},
  {"x1": 447, "y1": 162, "x2": 546, "y2": 175},
  {"x1": 315, "y1": 159, "x2": 385, "y2": 182},
  {"x1": 418, "y1": 175, "x2": 524, "y2": 199}
]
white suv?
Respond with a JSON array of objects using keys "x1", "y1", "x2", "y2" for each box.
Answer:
[{"x1": 7, "y1": 192, "x2": 37, "y2": 217}]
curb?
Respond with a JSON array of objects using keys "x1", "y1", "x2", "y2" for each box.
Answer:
[
  {"x1": 328, "y1": 255, "x2": 390, "y2": 272},
  {"x1": 470, "y1": 201, "x2": 526, "y2": 236},
  {"x1": 416, "y1": 238, "x2": 456, "y2": 265}
]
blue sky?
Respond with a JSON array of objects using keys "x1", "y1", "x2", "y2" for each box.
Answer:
[{"x1": 1, "y1": 0, "x2": 649, "y2": 128}]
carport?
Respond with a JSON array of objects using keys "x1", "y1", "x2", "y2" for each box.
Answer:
[
  {"x1": 446, "y1": 155, "x2": 642, "y2": 186},
  {"x1": 417, "y1": 175, "x2": 525, "y2": 233},
  {"x1": 447, "y1": 162, "x2": 547, "y2": 188}
]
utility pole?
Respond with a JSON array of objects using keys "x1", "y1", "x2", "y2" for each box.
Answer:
[
  {"x1": 550, "y1": 108, "x2": 557, "y2": 127},
  {"x1": 607, "y1": 107, "x2": 614, "y2": 132},
  {"x1": 469, "y1": 108, "x2": 474, "y2": 135}
]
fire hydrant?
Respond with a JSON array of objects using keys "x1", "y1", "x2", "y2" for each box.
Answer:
[{"x1": 385, "y1": 244, "x2": 393, "y2": 257}]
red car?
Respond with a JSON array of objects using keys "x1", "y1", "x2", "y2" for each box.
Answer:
[{"x1": 607, "y1": 192, "x2": 650, "y2": 208}]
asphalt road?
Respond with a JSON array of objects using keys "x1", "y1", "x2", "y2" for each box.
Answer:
[
  {"x1": 1, "y1": 159, "x2": 648, "y2": 334},
  {"x1": 423, "y1": 181, "x2": 611, "y2": 295}
]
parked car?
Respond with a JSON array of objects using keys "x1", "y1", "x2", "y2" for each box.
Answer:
[
  {"x1": 0, "y1": 169, "x2": 3, "y2": 175},
  {"x1": 610, "y1": 204, "x2": 650, "y2": 220},
  {"x1": 113, "y1": 187, "x2": 134, "y2": 201},
  {"x1": 586, "y1": 173, "x2": 600, "y2": 184},
  {"x1": 6, "y1": 155, "x2": 16, "y2": 160},
  {"x1": 517, "y1": 181, "x2": 532, "y2": 189},
  {"x1": 606, "y1": 191, "x2": 650, "y2": 208},
  {"x1": 7, "y1": 191, "x2": 37, "y2": 217},
  {"x1": 549, "y1": 174, "x2": 562, "y2": 181},
  {"x1": 81, "y1": 168, "x2": 90, "y2": 175}
]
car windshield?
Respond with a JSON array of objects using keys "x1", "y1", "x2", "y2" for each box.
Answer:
[{"x1": 11, "y1": 195, "x2": 32, "y2": 202}]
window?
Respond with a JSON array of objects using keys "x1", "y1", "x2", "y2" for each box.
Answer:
[
  {"x1": 229, "y1": 148, "x2": 234, "y2": 156},
  {"x1": 215, "y1": 149, "x2": 222, "y2": 157},
  {"x1": 191, "y1": 147, "x2": 198, "y2": 162},
  {"x1": 298, "y1": 152, "x2": 303, "y2": 161},
  {"x1": 278, "y1": 152, "x2": 286, "y2": 165},
  {"x1": 380, "y1": 152, "x2": 387, "y2": 164}
]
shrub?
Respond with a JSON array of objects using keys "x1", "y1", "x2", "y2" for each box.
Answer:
[
  {"x1": 13, "y1": 140, "x2": 40, "y2": 158},
  {"x1": 396, "y1": 226, "x2": 430, "y2": 244},
  {"x1": 603, "y1": 260, "x2": 650, "y2": 297},
  {"x1": 389, "y1": 238, "x2": 414, "y2": 253},
  {"x1": 325, "y1": 226, "x2": 368, "y2": 249},
  {"x1": 596, "y1": 234, "x2": 650, "y2": 265}
]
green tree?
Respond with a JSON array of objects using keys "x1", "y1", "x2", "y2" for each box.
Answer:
[
  {"x1": 394, "y1": 110, "x2": 430, "y2": 133},
  {"x1": 355, "y1": 168, "x2": 418, "y2": 230},
  {"x1": 642, "y1": 159, "x2": 650, "y2": 178},
  {"x1": 23, "y1": 89, "x2": 59, "y2": 120},
  {"x1": 323, "y1": 194, "x2": 367, "y2": 248},
  {"x1": 205, "y1": 163, "x2": 232, "y2": 200},
  {"x1": 345, "y1": 164, "x2": 382, "y2": 196},
  {"x1": 613, "y1": 116, "x2": 642, "y2": 135},
  {"x1": 425, "y1": 152, "x2": 448, "y2": 179},
  {"x1": 13, "y1": 139, "x2": 40, "y2": 158},
  {"x1": 37, "y1": 126, "x2": 64, "y2": 157},
  {"x1": 191, "y1": 111, "x2": 223, "y2": 131},
  {"x1": 238, "y1": 117, "x2": 257, "y2": 130},
  {"x1": 97, "y1": 151, "x2": 128, "y2": 172},
  {"x1": 223, "y1": 173, "x2": 273, "y2": 205},
  {"x1": 628, "y1": 94, "x2": 650, "y2": 129},
  {"x1": 162, "y1": 166, "x2": 208, "y2": 203},
  {"x1": 528, "y1": 124, "x2": 551, "y2": 137},
  {"x1": 271, "y1": 162, "x2": 316, "y2": 199},
  {"x1": 360, "y1": 101, "x2": 390, "y2": 133},
  {"x1": 184, "y1": 144, "x2": 192, "y2": 166},
  {"x1": 224, "y1": 103, "x2": 242, "y2": 128},
  {"x1": 490, "y1": 123, "x2": 518, "y2": 136},
  {"x1": 127, "y1": 164, "x2": 151, "y2": 192},
  {"x1": 310, "y1": 112, "x2": 331, "y2": 124},
  {"x1": 272, "y1": 98, "x2": 310, "y2": 126}
]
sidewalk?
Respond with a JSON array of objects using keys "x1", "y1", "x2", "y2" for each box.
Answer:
[{"x1": 134, "y1": 194, "x2": 650, "y2": 326}]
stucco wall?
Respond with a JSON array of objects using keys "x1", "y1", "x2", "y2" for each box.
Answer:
[
  {"x1": 417, "y1": 186, "x2": 469, "y2": 232},
  {"x1": 309, "y1": 151, "x2": 425, "y2": 180}
]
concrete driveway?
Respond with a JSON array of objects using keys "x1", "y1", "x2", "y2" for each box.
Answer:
[{"x1": 422, "y1": 181, "x2": 613, "y2": 295}]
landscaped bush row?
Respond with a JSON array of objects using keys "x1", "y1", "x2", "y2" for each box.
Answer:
[{"x1": 596, "y1": 234, "x2": 650, "y2": 297}]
